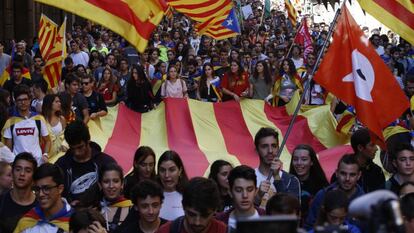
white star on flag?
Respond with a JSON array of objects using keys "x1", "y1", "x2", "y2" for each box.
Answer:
[{"x1": 226, "y1": 18, "x2": 233, "y2": 26}]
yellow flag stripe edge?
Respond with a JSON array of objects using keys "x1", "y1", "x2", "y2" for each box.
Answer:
[{"x1": 187, "y1": 99, "x2": 241, "y2": 176}]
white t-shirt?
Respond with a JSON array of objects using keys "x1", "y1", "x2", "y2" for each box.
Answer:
[
  {"x1": 292, "y1": 57, "x2": 304, "y2": 69},
  {"x1": 3, "y1": 115, "x2": 49, "y2": 165},
  {"x1": 159, "y1": 191, "x2": 184, "y2": 221},
  {"x1": 161, "y1": 79, "x2": 187, "y2": 98},
  {"x1": 228, "y1": 209, "x2": 260, "y2": 230},
  {"x1": 70, "y1": 51, "x2": 89, "y2": 67}
]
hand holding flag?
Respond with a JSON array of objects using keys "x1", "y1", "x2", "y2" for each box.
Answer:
[{"x1": 313, "y1": 5, "x2": 409, "y2": 139}]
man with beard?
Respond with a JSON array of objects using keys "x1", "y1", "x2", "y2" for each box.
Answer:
[
  {"x1": 253, "y1": 127, "x2": 300, "y2": 209},
  {"x1": 14, "y1": 163, "x2": 72, "y2": 233},
  {"x1": 331, "y1": 128, "x2": 384, "y2": 193},
  {"x1": 116, "y1": 180, "x2": 167, "y2": 233},
  {"x1": 157, "y1": 177, "x2": 226, "y2": 233},
  {"x1": 0, "y1": 153, "x2": 37, "y2": 233},
  {"x1": 305, "y1": 154, "x2": 364, "y2": 230}
]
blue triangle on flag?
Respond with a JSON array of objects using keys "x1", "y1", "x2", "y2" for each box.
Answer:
[{"x1": 221, "y1": 8, "x2": 240, "y2": 34}]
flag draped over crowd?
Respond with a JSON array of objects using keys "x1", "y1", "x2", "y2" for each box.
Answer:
[
  {"x1": 73, "y1": 98, "x2": 350, "y2": 179},
  {"x1": 34, "y1": 0, "x2": 167, "y2": 53},
  {"x1": 313, "y1": 5, "x2": 409, "y2": 140}
]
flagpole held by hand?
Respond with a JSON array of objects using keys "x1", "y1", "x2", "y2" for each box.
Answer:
[{"x1": 264, "y1": 1, "x2": 346, "y2": 183}]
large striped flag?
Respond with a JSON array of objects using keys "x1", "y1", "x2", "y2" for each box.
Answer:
[
  {"x1": 57, "y1": 98, "x2": 351, "y2": 179},
  {"x1": 43, "y1": 18, "x2": 66, "y2": 88},
  {"x1": 285, "y1": 0, "x2": 298, "y2": 28},
  {"x1": 38, "y1": 14, "x2": 58, "y2": 60},
  {"x1": 34, "y1": 0, "x2": 167, "y2": 53},
  {"x1": 357, "y1": 0, "x2": 414, "y2": 46},
  {"x1": 168, "y1": 0, "x2": 239, "y2": 39}
]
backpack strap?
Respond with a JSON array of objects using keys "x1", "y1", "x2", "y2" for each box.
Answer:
[{"x1": 169, "y1": 216, "x2": 185, "y2": 233}]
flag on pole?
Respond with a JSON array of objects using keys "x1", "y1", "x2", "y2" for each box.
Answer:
[
  {"x1": 34, "y1": 0, "x2": 167, "y2": 53},
  {"x1": 43, "y1": 18, "x2": 66, "y2": 88},
  {"x1": 285, "y1": 0, "x2": 298, "y2": 27},
  {"x1": 357, "y1": 0, "x2": 414, "y2": 46},
  {"x1": 313, "y1": 5, "x2": 410, "y2": 140},
  {"x1": 38, "y1": 14, "x2": 58, "y2": 60},
  {"x1": 294, "y1": 17, "x2": 314, "y2": 62}
]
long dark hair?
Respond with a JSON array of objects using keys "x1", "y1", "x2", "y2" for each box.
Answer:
[
  {"x1": 208, "y1": 160, "x2": 233, "y2": 189},
  {"x1": 253, "y1": 60, "x2": 272, "y2": 85},
  {"x1": 128, "y1": 64, "x2": 148, "y2": 87},
  {"x1": 157, "y1": 150, "x2": 189, "y2": 193},
  {"x1": 132, "y1": 146, "x2": 156, "y2": 180},
  {"x1": 280, "y1": 58, "x2": 297, "y2": 77},
  {"x1": 227, "y1": 59, "x2": 244, "y2": 78},
  {"x1": 199, "y1": 63, "x2": 215, "y2": 96},
  {"x1": 289, "y1": 144, "x2": 329, "y2": 190},
  {"x1": 42, "y1": 94, "x2": 61, "y2": 122}
]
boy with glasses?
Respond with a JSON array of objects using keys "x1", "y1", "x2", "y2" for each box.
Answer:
[
  {"x1": 2, "y1": 84, "x2": 50, "y2": 165},
  {"x1": 14, "y1": 163, "x2": 72, "y2": 233}
]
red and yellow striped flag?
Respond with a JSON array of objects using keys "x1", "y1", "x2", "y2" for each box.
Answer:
[
  {"x1": 285, "y1": 0, "x2": 298, "y2": 27},
  {"x1": 167, "y1": 0, "x2": 238, "y2": 39},
  {"x1": 78, "y1": 99, "x2": 350, "y2": 178},
  {"x1": 43, "y1": 18, "x2": 66, "y2": 88},
  {"x1": 34, "y1": 0, "x2": 167, "y2": 53},
  {"x1": 38, "y1": 14, "x2": 58, "y2": 60},
  {"x1": 357, "y1": 0, "x2": 414, "y2": 46},
  {"x1": 168, "y1": 0, "x2": 232, "y2": 22}
]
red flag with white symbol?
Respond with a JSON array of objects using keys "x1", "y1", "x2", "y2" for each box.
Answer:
[{"x1": 313, "y1": 5, "x2": 409, "y2": 139}]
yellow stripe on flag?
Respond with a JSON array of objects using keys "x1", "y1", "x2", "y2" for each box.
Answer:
[
  {"x1": 300, "y1": 105, "x2": 349, "y2": 148},
  {"x1": 358, "y1": 0, "x2": 414, "y2": 45},
  {"x1": 35, "y1": 0, "x2": 165, "y2": 53},
  {"x1": 239, "y1": 100, "x2": 292, "y2": 167},
  {"x1": 187, "y1": 100, "x2": 240, "y2": 175},
  {"x1": 139, "y1": 102, "x2": 170, "y2": 160}
]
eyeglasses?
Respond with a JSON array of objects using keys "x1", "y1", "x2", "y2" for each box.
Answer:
[
  {"x1": 32, "y1": 185, "x2": 59, "y2": 194},
  {"x1": 81, "y1": 82, "x2": 89, "y2": 85}
]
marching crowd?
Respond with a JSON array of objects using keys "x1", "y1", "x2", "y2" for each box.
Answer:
[{"x1": 0, "y1": 0, "x2": 414, "y2": 232}]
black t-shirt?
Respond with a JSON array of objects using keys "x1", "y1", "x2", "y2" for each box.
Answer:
[
  {"x1": 0, "y1": 190, "x2": 37, "y2": 233},
  {"x1": 56, "y1": 142, "x2": 116, "y2": 202},
  {"x1": 71, "y1": 92, "x2": 89, "y2": 121},
  {"x1": 84, "y1": 91, "x2": 108, "y2": 114},
  {"x1": 3, "y1": 78, "x2": 33, "y2": 97}
]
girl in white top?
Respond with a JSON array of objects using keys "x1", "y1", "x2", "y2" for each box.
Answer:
[
  {"x1": 41, "y1": 94, "x2": 67, "y2": 161},
  {"x1": 157, "y1": 150, "x2": 189, "y2": 221},
  {"x1": 161, "y1": 65, "x2": 188, "y2": 98}
]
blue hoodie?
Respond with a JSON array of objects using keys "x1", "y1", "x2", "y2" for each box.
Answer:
[{"x1": 304, "y1": 182, "x2": 365, "y2": 230}]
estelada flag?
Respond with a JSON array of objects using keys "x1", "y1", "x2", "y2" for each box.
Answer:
[
  {"x1": 38, "y1": 14, "x2": 58, "y2": 61},
  {"x1": 313, "y1": 5, "x2": 409, "y2": 140}
]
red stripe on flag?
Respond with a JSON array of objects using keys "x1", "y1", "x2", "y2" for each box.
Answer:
[
  {"x1": 86, "y1": 0, "x2": 158, "y2": 40},
  {"x1": 164, "y1": 98, "x2": 209, "y2": 177},
  {"x1": 170, "y1": 0, "x2": 230, "y2": 10},
  {"x1": 44, "y1": 66, "x2": 55, "y2": 87},
  {"x1": 52, "y1": 63, "x2": 61, "y2": 87},
  {"x1": 40, "y1": 30, "x2": 53, "y2": 58},
  {"x1": 104, "y1": 104, "x2": 142, "y2": 173},
  {"x1": 374, "y1": 0, "x2": 414, "y2": 29},
  {"x1": 214, "y1": 101, "x2": 258, "y2": 168},
  {"x1": 264, "y1": 105, "x2": 326, "y2": 153}
]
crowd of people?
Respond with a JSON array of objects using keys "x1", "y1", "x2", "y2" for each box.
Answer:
[{"x1": 0, "y1": 0, "x2": 414, "y2": 232}]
